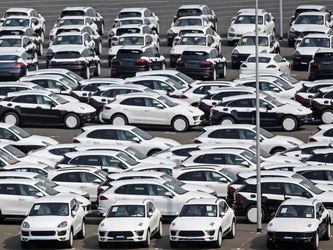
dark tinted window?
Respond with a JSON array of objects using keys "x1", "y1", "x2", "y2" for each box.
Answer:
[
  {"x1": 49, "y1": 147, "x2": 76, "y2": 156},
  {"x1": 208, "y1": 129, "x2": 239, "y2": 139},
  {"x1": 87, "y1": 129, "x2": 118, "y2": 139},
  {"x1": 120, "y1": 97, "x2": 145, "y2": 106},
  {"x1": 0, "y1": 183, "x2": 17, "y2": 195},
  {"x1": 173, "y1": 147, "x2": 199, "y2": 156},
  {"x1": 301, "y1": 171, "x2": 326, "y2": 181},
  {"x1": 117, "y1": 49, "x2": 143, "y2": 60},
  {"x1": 178, "y1": 171, "x2": 206, "y2": 181},
  {"x1": 228, "y1": 99, "x2": 254, "y2": 107},
  {"x1": 12, "y1": 95, "x2": 37, "y2": 104},
  {"x1": 262, "y1": 183, "x2": 282, "y2": 194}
]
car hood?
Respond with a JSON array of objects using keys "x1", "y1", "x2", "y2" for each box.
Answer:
[
  {"x1": 21, "y1": 155, "x2": 55, "y2": 167},
  {"x1": 140, "y1": 156, "x2": 175, "y2": 165},
  {"x1": 182, "y1": 183, "x2": 216, "y2": 194},
  {"x1": 171, "y1": 217, "x2": 220, "y2": 230},
  {"x1": 296, "y1": 47, "x2": 320, "y2": 56},
  {"x1": 267, "y1": 218, "x2": 318, "y2": 232},
  {"x1": 291, "y1": 24, "x2": 323, "y2": 32},
  {"x1": 275, "y1": 104, "x2": 312, "y2": 115},
  {"x1": 25, "y1": 216, "x2": 70, "y2": 229},
  {"x1": 235, "y1": 45, "x2": 269, "y2": 54},
  {"x1": 54, "y1": 185, "x2": 89, "y2": 196},
  {"x1": 266, "y1": 155, "x2": 301, "y2": 163},
  {"x1": 55, "y1": 192, "x2": 91, "y2": 207},
  {"x1": 60, "y1": 102, "x2": 96, "y2": 114},
  {"x1": 230, "y1": 24, "x2": 257, "y2": 34},
  {"x1": 269, "y1": 135, "x2": 303, "y2": 146},
  {"x1": 181, "y1": 191, "x2": 215, "y2": 200},
  {"x1": 28, "y1": 135, "x2": 58, "y2": 146},
  {"x1": 100, "y1": 217, "x2": 149, "y2": 231},
  {"x1": 169, "y1": 105, "x2": 204, "y2": 116},
  {"x1": 150, "y1": 137, "x2": 180, "y2": 147}
]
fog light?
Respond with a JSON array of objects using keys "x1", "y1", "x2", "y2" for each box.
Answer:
[
  {"x1": 134, "y1": 230, "x2": 144, "y2": 236},
  {"x1": 58, "y1": 230, "x2": 67, "y2": 236}
]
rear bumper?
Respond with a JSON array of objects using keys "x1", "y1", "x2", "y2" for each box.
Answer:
[
  {"x1": 111, "y1": 65, "x2": 148, "y2": 78},
  {"x1": 176, "y1": 67, "x2": 214, "y2": 79},
  {"x1": 49, "y1": 65, "x2": 86, "y2": 76},
  {"x1": 0, "y1": 67, "x2": 26, "y2": 78}
]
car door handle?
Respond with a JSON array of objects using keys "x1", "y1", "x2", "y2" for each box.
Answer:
[
  {"x1": 80, "y1": 186, "x2": 86, "y2": 188},
  {"x1": 19, "y1": 198, "x2": 25, "y2": 201},
  {"x1": 250, "y1": 194, "x2": 256, "y2": 198}
]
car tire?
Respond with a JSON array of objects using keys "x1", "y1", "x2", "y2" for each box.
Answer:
[
  {"x1": 310, "y1": 232, "x2": 319, "y2": 250},
  {"x1": 21, "y1": 242, "x2": 30, "y2": 249},
  {"x1": 266, "y1": 239, "x2": 275, "y2": 249},
  {"x1": 77, "y1": 221, "x2": 86, "y2": 239},
  {"x1": 161, "y1": 62, "x2": 166, "y2": 70},
  {"x1": 3, "y1": 112, "x2": 20, "y2": 125},
  {"x1": 97, "y1": 41, "x2": 102, "y2": 55},
  {"x1": 40, "y1": 31, "x2": 45, "y2": 43},
  {"x1": 155, "y1": 220, "x2": 163, "y2": 238},
  {"x1": 245, "y1": 205, "x2": 265, "y2": 224},
  {"x1": 212, "y1": 229, "x2": 222, "y2": 248},
  {"x1": 220, "y1": 64, "x2": 227, "y2": 78},
  {"x1": 226, "y1": 220, "x2": 236, "y2": 239},
  {"x1": 323, "y1": 220, "x2": 331, "y2": 240},
  {"x1": 281, "y1": 115, "x2": 298, "y2": 131},
  {"x1": 85, "y1": 66, "x2": 90, "y2": 79},
  {"x1": 99, "y1": 23, "x2": 105, "y2": 36},
  {"x1": 270, "y1": 147, "x2": 286, "y2": 155},
  {"x1": 99, "y1": 242, "x2": 108, "y2": 248},
  {"x1": 142, "y1": 229, "x2": 151, "y2": 247},
  {"x1": 111, "y1": 114, "x2": 128, "y2": 125},
  {"x1": 321, "y1": 109, "x2": 333, "y2": 124},
  {"x1": 96, "y1": 109, "x2": 104, "y2": 123},
  {"x1": 170, "y1": 241, "x2": 179, "y2": 248},
  {"x1": 38, "y1": 43, "x2": 43, "y2": 56},
  {"x1": 64, "y1": 113, "x2": 81, "y2": 129},
  {"x1": 172, "y1": 116, "x2": 189, "y2": 132},
  {"x1": 219, "y1": 117, "x2": 235, "y2": 125},
  {"x1": 288, "y1": 39, "x2": 294, "y2": 47},
  {"x1": 94, "y1": 62, "x2": 101, "y2": 76},
  {"x1": 211, "y1": 68, "x2": 217, "y2": 81},
  {"x1": 64, "y1": 229, "x2": 73, "y2": 248},
  {"x1": 147, "y1": 148, "x2": 161, "y2": 156}
]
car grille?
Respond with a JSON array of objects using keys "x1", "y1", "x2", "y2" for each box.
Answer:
[
  {"x1": 107, "y1": 231, "x2": 134, "y2": 237},
  {"x1": 238, "y1": 54, "x2": 250, "y2": 62},
  {"x1": 273, "y1": 232, "x2": 312, "y2": 238},
  {"x1": 300, "y1": 55, "x2": 313, "y2": 63},
  {"x1": 178, "y1": 231, "x2": 204, "y2": 237},
  {"x1": 31, "y1": 231, "x2": 56, "y2": 236}
]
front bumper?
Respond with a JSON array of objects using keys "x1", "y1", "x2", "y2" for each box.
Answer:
[
  {"x1": 78, "y1": 112, "x2": 96, "y2": 124},
  {"x1": 98, "y1": 230, "x2": 147, "y2": 243},
  {"x1": 169, "y1": 230, "x2": 217, "y2": 242},
  {"x1": 295, "y1": 113, "x2": 313, "y2": 126},
  {"x1": 21, "y1": 228, "x2": 71, "y2": 242},
  {"x1": 266, "y1": 231, "x2": 315, "y2": 244},
  {"x1": 228, "y1": 32, "x2": 243, "y2": 42}
]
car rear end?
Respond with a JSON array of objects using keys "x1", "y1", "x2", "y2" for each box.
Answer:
[
  {"x1": 232, "y1": 183, "x2": 255, "y2": 216},
  {"x1": 0, "y1": 54, "x2": 26, "y2": 79},
  {"x1": 49, "y1": 51, "x2": 87, "y2": 77},
  {"x1": 111, "y1": 49, "x2": 149, "y2": 78},
  {"x1": 309, "y1": 51, "x2": 333, "y2": 81}
]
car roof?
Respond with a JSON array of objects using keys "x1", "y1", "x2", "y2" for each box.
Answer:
[
  {"x1": 21, "y1": 74, "x2": 64, "y2": 80},
  {"x1": 130, "y1": 164, "x2": 176, "y2": 171},
  {"x1": 127, "y1": 76, "x2": 171, "y2": 82},
  {"x1": 177, "y1": 26, "x2": 209, "y2": 31},
  {"x1": 281, "y1": 198, "x2": 317, "y2": 206},
  {"x1": 6, "y1": 89, "x2": 51, "y2": 97},
  {"x1": 80, "y1": 124, "x2": 137, "y2": 131},
  {"x1": 315, "y1": 48, "x2": 333, "y2": 54},
  {"x1": 4, "y1": 16, "x2": 30, "y2": 20},
  {"x1": 39, "y1": 143, "x2": 77, "y2": 150},
  {"x1": 97, "y1": 84, "x2": 146, "y2": 91},
  {"x1": 298, "y1": 11, "x2": 328, "y2": 16},
  {"x1": 62, "y1": 7, "x2": 91, "y2": 11},
  {"x1": 0, "y1": 49, "x2": 25, "y2": 56},
  {"x1": 80, "y1": 78, "x2": 127, "y2": 85},
  {"x1": 109, "y1": 171, "x2": 164, "y2": 179},
  {"x1": 297, "y1": 142, "x2": 332, "y2": 149},
  {"x1": 186, "y1": 198, "x2": 222, "y2": 205},
  {"x1": 136, "y1": 70, "x2": 181, "y2": 76},
  {"x1": 120, "y1": 8, "x2": 146, "y2": 12},
  {"x1": 0, "y1": 35, "x2": 24, "y2": 39},
  {"x1": 296, "y1": 5, "x2": 326, "y2": 10},
  {"x1": 110, "y1": 178, "x2": 166, "y2": 186},
  {"x1": 245, "y1": 177, "x2": 302, "y2": 185},
  {"x1": 0, "y1": 178, "x2": 38, "y2": 184},
  {"x1": 303, "y1": 33, "x2": 331, "y2": 38},
  {"x1": 236, "y1": 9, "x2": 267, "y2": 16},
  {"x1": 0, "y1": 81, "x2": 36, "y2": 87},
  {"x1": 0, "y1": 171, "x2": 38, "y2": 178},
  {"x1": 113, "y1": 92, "x2": 161, "y2": 100},
  {"x1": 317, "y1": 124, "x2": 333, "y2": 130},
  {"x1": 182, "y1": 46, "x2": 214, "y2": 53},
  {"x1": 35, "y1": 195, "x2": 75, "y2": 203},
  {"x1": 118, "y1": 33, "x2": 146, "y2": 38},
  {"x1": 64, "y1": 150, "x2": 120, "y2": 158},
  {"x1": 0, "y1": 26, "x2": 29, "y2": 31},
  {"x1": 262, "y1": 163, "x2": 310, "y2": 170},
  {"x1": 48, "y1": 168, "x2": 98, "y2": 175},
  {"x1": 301, "y1": 26, "x2": 332, "y2": 32},
  {"x1": 181, "y1": 33, "x2": 207, "y2": 38},
  {"x1": 55, "y1": 32, "x2": 84, "y2": 36},
  {"x1": 241, "y1": 32, "x2": 270, "y2": 37},
  {"x1": 118, "y1": 45, "x2": 146, "y2": 51},
  {"x1": 113, "y1": 199, "x2": 149, "y2": 205},
  {"x1": 178, "y1": 16, "x2": 204, "y2": 20},
  {"x1": 60, "y1": 16, "x2": 86, "y2": 20},
  {"x1": 179, "y1": 5, "x2": 207, "y2": 9},
  {"x1": 57, "y1": 25, "x2": 85, "y2": 30},
  {"x1": 6, "y1": 8, "x2": 33, "y2": 13},
  {"x1": 220, "y1": 94, "x2": 266, "y2": 103},
  {"x1": 294, "y1": 165, "x2": 333, "y2": 172},
  {"x1": 248, "y1": 53, "x2": 276, "y2": 58},
  {"x1": 201, "y1": 124, "x2": 256, "y2": 131},
  {"x1": 189, "y1": 148, "x2": 247, "y2": 155},
  {"x1": 239, "y1": 170, "x2": 295, "y2": 179}
]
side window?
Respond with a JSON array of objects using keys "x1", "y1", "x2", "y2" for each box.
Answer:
[
  {"x1": 193, "y1": 155, "x2": 207, "y2": 164},
  {"x1": 80, "y1": 172, "x2": 99, "y2": 182},
  {"x1": 259, "y1": 99, "x2": 273, "y2": 109},
  {"x1": 53, "y1": 173, "x2": 80, "y2": 182},
  {"x1": 36, "y1": 95, "x2": 53, "y2": 105},
  {"x1": 228, "y1": 99, "x2": 254, "y2": 107},
  {"x1": 0, "y1": 184, "x2": 18, "y2": 195},
  {"x1": 148, "y1": 184, "x2": 169, "y2": 196},
  {"x1": 115, "y1": 185, "x2": 128, "y2": 194},
  {"x1": 87, "y1": 129, "x2": 118, "y2": 139},
  {"x1": 12, "y1": 95, "x2": 37, "y2": 104},
  {"x1": 208, "y1": 129, "x2": 239, "y2": 139},
  {"x1": 323, "y1": 129, "x2": 333, "y2": 137},
  {"x1": 324, "y1": 91, "x2": 333, "y2": 99},
  {"x1": 120, "y1": 97, "x2": 145, "y2": 106},
  {"x1": 49, "y1": 147, "x2": 75, "y2": 156},
  {"x1": 262, "y1": 183, "x2": 282, "y2": 195},
  {"x1": 127, "y1": 184, "x2": 149, "y2": 195},
  {"x1": 101, "y1": 155, "x2": 122, "y2": 168},
  {"x1": 219, "y1": 201, "x2": 229, "y2": 213},
  {"x1": 301, "y1": 171, "x2": 326, "y2": 181},
  {"x1": 72, "y1": 155, "x2": 102, "y2": 166},
  {"x1": 243, "y1": 82, "x2": 256, "y2": 88},
  {"x1": 154, "y1": 81, "x2": 171, "y2": 91},
  {"x1": 0, "y1": 128, "x2": 17, "y2": 140},
  {"x1": 238, "y1": 129, "x2": 256, "y2": 140},
  {"x1": 144, "y1": 98, "x2": 162, "y2": 107},
  {"x1": 178, "y1": 171, "x2": 206, "y2": 181},
  {"x1": 18, "y1": 184, "x2": 40, "y2": 196},
  {"x1": 224, "y1": 154, "x2": 246, "y2": 165},
  {"x1": 206, "y1": 154, "x2": 226, "y2": 164},
  {"x1": 205, "y1": 171, "x2": 223, "y2": 181},
  {"x1": 284, "y1": 183, "x2": 309, "y2": 197}
]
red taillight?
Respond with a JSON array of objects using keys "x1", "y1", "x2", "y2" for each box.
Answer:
[
  {"x1": 89, "y1": 97, "x2": 97, "y2": 103},
  {"x1": 111, "y1": 37, "x2": 118, "y2": 41},
  {"x1": 55, "y1": 165, "x2": 61, "y2": 169},
  {"x1": 310, "y1": 62, "x2": 318, "y2": 68},
  {"x1": 99, "y1": 195, "x2": 108, "y2": 201},
  {"x1": 111, "y1": 58, "x2": 119, "y2": 64},
  {"x1": 240, "y1": 64, "x2": 247, "y2": 68},
  {"x1": 50, "y1": 61, "x2": 57, "y2": 66},
  {"x1": 74, "y1": 60, "x2": 85, "y2": 65},
  {"x1": 72, "y1": 139, "x2": 81, "y2": 143},
  {"x1": 193, "y1": 139, "x2": 202, "y2": 144},
  {"x1": 70, "y1": 91, "x2": 79, "y2": 98},
  {"x1": 295, "y1": 94, "x2": 304, "y2": 101},
  {"x1": 173, "y1": 17, "x2": 178, "y2": 23},
  {"x1": 235, "y1": 193, "x2": 244, "y2": 199},
  {"x1": 97, "y1": 187, "x2": 104, "y2": 195},
  {"x1": 201, "y1": 61, "x2": 213, "y2": 66},
  {"x1": 176, "y1": 60, "x2": 184, "y2": 65},
  {"x1": 266, "y1": 64, "x2": 277, "y2": 68},
  {"x1": 135, "y1": 58, "x2": 147, "y2": 65},
  {"x1": 228, "y1": 186, "x2": 236, "y2": 193},
  {"x1": 311, "y1": 100, "x2": 319, "y2": 105},
  {"x1": 309, "y1": 138, "x2": 317, "y2": 142},
  {"x1": 199, "y1": 101, "x2": 207, "y2": 106},
  {"x1": 180, "y1": 95, "x2": 188, "y2": 99},
  {"x1": 14, "y1": 62, "x2": 24, "y2": 66}
]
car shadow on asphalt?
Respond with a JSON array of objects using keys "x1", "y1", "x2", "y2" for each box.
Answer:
[
  {"x1": 250, "y1": 234, "x2": 318, "y2": 249},
  {"x1": 3, "y1": 234, "x2": 69, "y2": 249}
]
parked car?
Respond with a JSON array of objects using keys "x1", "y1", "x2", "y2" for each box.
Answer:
[{"x1": 308, "y1": 49, "x2": 333, "y2": 81}]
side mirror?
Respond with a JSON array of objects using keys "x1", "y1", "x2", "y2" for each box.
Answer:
[
  {"x1": 25, "y1": 211, "x2": 29, "y2": 217},
  {"x1": 265, "y1": 105, "x2": 272, "y2": 111},
  {"x1": 218, "y1": 177, "x2": 228, "y2": 183},
  {"x1": 102, "y1": 212, "x2": 107, "y2": 217},
  {"x1": 272, "y1": 87, "x2": 280, "y2": 92},
  {"x1": 50, "y1": 102, "x2": 56, "y2": 108},
  {"x1": 9, "y1": 135, "x2": 19, "y2": 141},
  {"x1": 117, "y1": 162, "x2": 127, "y2": 170},
  {"x1": 60, "y1": 85, "x2": 67, "y2": 91},
  {"x1": 164, "y1": 191, "x2": 174, "y2": 198},
  {"x1": 241, "y1": 161, "x2": 250, "y2": 167},
  {"x1": 35, "y1": 192, "x2": 44, "y2": 197},
  {"x1": 93, "y1": 179, "x2": 102, "y2": 184},
  {"x1": 270, "y1": 42, "x2": 274, "y2": 48},
  {"x1": 147, "y1": 211, "x2": 153, "y2": 217},
  {"x1": 316, "y1": 212, "x2": 322, "y2": 219},
  {"x1": 220, "y1": 211, "x2": 225, "y2": 217},
  {"x1": 302, "y1": 191, "x2": 312, "y2": 198},
  {"x1": 132, "y1": 137, "x2": 141, "y2": 143},
  {"x1": 72, "y1": 210, "x2": 77, "y2": 217},
  {"x1": 156, "y1": 103, "x2": 164, "y2": 109}
]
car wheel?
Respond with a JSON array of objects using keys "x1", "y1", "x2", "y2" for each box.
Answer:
[
  {"x1": 94, "y1": 62, "x2": 101, "y2": 76},
  {"x1": 172, "y1": 116, "x2": 189, "y2": 132},
  {"x1": 38, "y1": 43, "x2": 43, "y2": 56},
  {"x1": 99, "y1": 242, "x2": 108, "y2": 248},
  {"x1": 64, "y1": 113, "x2": 81, "y2": 129},
  {"x1": 21, "y1": 242, "x2": 30, "y2": 249},
  {"x1": 156, "y1": 23, "x2": 160, "y2": 34},
  {"x1": 212, "y1": 229, "x2": 222, "y2": 248},
  {"x1": 35, "y1": 63, "x2": 39, "y2": 71},
  {"x1": 281, "y1": 115, "x2": 298, "y2": 131},
  {"x1": 226, "y1": 220, "x2": 236, "y2": 239},
  {"x1": 219, "y1": 117, "x2": 235, "y2": 125},
  {"x1": 77, "y1": 221, "x2": 86, "y2": 239},
  {"x1": 288, "y1": 39, "x2": 294, "y2": 47},
  {"x1": 97, "y1": 41, "x2": 102, "y2": 55},
  {"x1": 270, "y1": 147, "x2": 286, "y2": 154},
  {"x1": 40, "y1": 31, "x2": 45, "y2": 43},
  {"x1": 170, "y1": 241, "x2": 179, "y2": 248},
  {"x1": 111, "y1": 114, "x2": 128, "y2": 125},
  {"x1": 85, "y1": 66, "x2": 90, "y2": 79},
  {"x1": 142, "y1": 229, "x2": 150, "y2": 247},
  {"x1": 156, "y1": 220, "x2": 163, "y2": 238},
  {"x1": 99, "y1": 23, "x2": 105, "y2": 35},
  {"x1": 211, "y1": 68, "x2": 217, "y2": 80},
  {"x1": 64, "y1": 229, "x2": 73, "y2": 248},
  {"x1": 310, "y1": 232, "x2": 319, "y2": 250},
  {"x1": 96, "y1": 109, "x2": 105, "y2": 123},
  {"x1": 266, "y1": 239, "x2": 275, "y2": 249},
  {"x1": 323, "y1": 220, "x2": 331, "y2": 240},
  {"x1": 245, "y1": 205, "x2": 265, "y2": 224},
  {"x1": 161, "y1": 62, "x2": 166, "y2": 70},
  {"x1": 147, "y1": 149, "x2": 161, "y2": 156},
  {"x1": 321, "y1": 110, "x2": 333, "y2": 124},
  {"x1": 3, "y1": 112, "x2": 20, "y2": 125},
  {"x1": 220, "y1": 64, "x2": 227, "y2": 78}
]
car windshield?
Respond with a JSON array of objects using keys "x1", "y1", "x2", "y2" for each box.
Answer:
[
  {"x1": 276, "y1": 205, "x2": 314, "y2": 218},
  {"x1": 9, "y1": 125, "x2": 31, "y2": 138},
  {"x1": 49, "y1": 93, "x2": 69, "y2": 104},
  {"x1": 177, "y1": 9, "x2": 202, "y2": 17},
  {"x1": 179, "y1": 36, "x2": 206, "y2": 46},
  {"x1": 0, "y1": 38, "x2": 21, "y2": 47},
  {"x1": 119, "y1": 12, "x2": 142, "y2": 18},
  {"x1": 260, "y1": 128, "x2": 275, "y2": 139},
  {"x1": 4, "y1": 145, "x2": 26, "y2": 158},
  {"x1": 248, "y1": 56, "x2": 271, "y2": 63},
  {"x1": 35, "y1": 181, "x2": 59, "y2": 195},
  {"x1": 125, "y1": 147, "x2": 146, "y2": 160},
  {"x1": 54, "y1": 51, "x2": 80, "y2": 59},
  {"x1": 175, "y1": 18, "x2": 202, "y2": 27},
  {"x1": 59, "y1": 19, "x2": 84, "y2": 26},
  {"x1": 176, "y1": 72, "x2": 195, "y2": 84},
  {"x1": 182, "y1": 51, "x2": 209, "y2": 60},
  {"x1": 163, "y1": 181, "x2": 187, "y2": 194},
  {"x1": 95, "y1": 169, "x2": 108, "y2": 179},
  {"x1": 0, "y1": 149, "x2": 19, "y2": 164},
  {"x1": 278, "y1": 73, "x2": 299, "y2": 85},
  {"x1": 161, "y1": 173, "x2": 184, "y2": 186},
  {"x1": 219, "y1": 169, "x2": 237, "y2": 181},
  {"x1": 29, "y1": 203, "x2": 69, "y2": 216},
  {"x1": 235, "y1": 15, "x2": 263, "y2": 24},
  {"x1": 241, "y1": 151, "x2": 258, "y2": 164},
  {"x1": 61, "y1": 77, "x2": 77, "y2": 89},
  {"x1": 157, "y1": 95, "x2": 178, "y2": 107},
  {"x1": 3, "y1": 18, "x2": 29, "y2": 27},
  {"x1": 249, "y1": 145, "x2": 271, "y2": 158},
  {"x1": 61, "y1": 10, "x2": 85, "y2": 17},
  {"x1": 117, "y1": 36, "x2": 144, "y2": 46},
  {"x1": 66, "y1": 71, "x2": 84, "y2": 82},
  {"x1": 300, "y1": 180, "x2": 324, "y2": 195},
  {"x1": 180, "y1": 204, "x2": 217, "y2": 217},
  {"x1": 108, "y1": 205, "x2": 145, "y2": 217},
  {"x1": 34, "y1": 174, "x2": 57, "y2": 188},
  {"x1": 295, "y1": 15, "x2": 324, "y2": 25},
  {"x1": 273, "y1": 79, "x2": 293, "y2": 90},
  {"x1": 116, "y1": 28, "x2": 140, "y2": 36},
  {"x1": 116, "y1": 152, "x2": 139, "y2": 166},
  {"x1": 238, "y1": 36, "x2": 268, "y2": 46},
  {"x1": 132, "y1": 127, "x2": 153, "y2": 140},
  {"x1": 53, "y1": 35, "x2": 83, "y2": 45},
  {"x1": 300, "y1": 37, "x2": 330, "y2": 48},
  {"x1": 178, "y1": 30, "x2": 203, "y2": 36},
  {"x1": 264, "y1": 95, "x2": 284, "y2": 107},
  {"x1": 118, "y1": 20, "x2": 143, "y2": 26}
]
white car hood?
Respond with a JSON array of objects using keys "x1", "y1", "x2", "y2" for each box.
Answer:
[
  {"x1": 267, "y1": 218, "x2": 318, "y2": 232},
  {"x1": 100, "y1": 217, "x2": 148, "y2": 231},
  {"x1": 140, "y1": 156, "x2": 175, "y2": 165},
  {"x1": 182, "y1": 183, "x2": 216, "y2": 194},
  {"x1": 29, "y1": 135, "x2": 59, "y2": 146},
  {"x1": 235, "y1": 45, "x2": 269, "y2": 54},
  {"x1": 55, "y1": 192, "x2": 90, "y2": 207},
  {"x1": 291, "y1": 24, "x2": 322, "y2": 33},
  {"x1": 275, "y1": 104, "x2": 312, "y2": 116},
  {"x1": 60, "y1": 102, "x2": 96, "y2": 114},
  {"x1": 170, "y1": 105, "x2": 204, "y2": 117},
  {"x1": 266, "y1": 155, "x2": 301, "y2": 163},
  {"x1": 150, "y1": 137, "x2": 180, "y2": 147},
  {"x1": 171, "y1": 217, "x2": 219, "y2": 230},
  {"x1": 25, "y1": 216, "x2": 69, "y2": 229},
  {"x1": 54, "y1": 185, "x2": 89, "y2": 196},
  {"x1": 270, "y1": 135, "x2": 303, "y2": 146},
  {"x1": 296, "y1": 47, "x2": 320, "y2": 56},
  {"x1": 21, "y1": 155, "x2": 55, "y2": 167},
  {"x1": 231, "y1": 24, "x2": 256, "y2": 34}
]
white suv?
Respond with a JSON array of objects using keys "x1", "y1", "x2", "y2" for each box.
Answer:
[
  {"x1": 98, "y1": 199, "x2": 162, "y2": 248},
  {"x1": 169, "y1": 198, "x2": 235, "y2": 248}
]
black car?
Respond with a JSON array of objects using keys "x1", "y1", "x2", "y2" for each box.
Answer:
[
  {"x1": 311, "y1": 88, "x2": 333, "y2": 123},
  {"x1": 175, "y1": 46, "x2": 226, "y2": 80},
  {"x1": 309, "y1": 49, "x2": 333, "y2": 81},
  {"x1": 111, "y1": 45, "x2": 165, "y2": 78},
  {"x1": 295, "y1": 82, "x2": 333, "y2": 107}
]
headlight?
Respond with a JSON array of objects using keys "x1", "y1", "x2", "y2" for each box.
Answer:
[
  {"x1": 289, "y1": 27, "x2": 296, "y2": 33},
  {"x1": 46, "y1": 49, "x2": 53, "y2": 55},
  {"x1": 57, "y1": 221, "x2": 68, "y2": 228},
  {"x1": 228, "y1": 27, "x2": 235, "y2": 33},
  {"x1": 288, "y1": 140, "x2": 299, "y2": 146},
  {"x1": 294, "y1": 50, "x2": 301, "y2": 57},
  {"x1": 232, "y1": 49, "x2": 239, "y2": 55},
  {"x1": 167, "y1": 29, "x2": 174, "y2": 34},
  {"x1": 22, "y1": 222, "x2": 30, "y2": 229}
]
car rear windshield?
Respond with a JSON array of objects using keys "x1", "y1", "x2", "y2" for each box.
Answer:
[
  {"x1": 4, "y1": 145, "x2": 26, "y2": 158},
  {"x1": 295, "y1": 9, "x2": 320, "y2": 18},
  {"x1": 177, "y1": 9, "x2": 202, "y2": 17},
  {"x1": 116, "y1": 28, "x2": 140, "y2": 36},
  {"x1": 118, "y1": 20, "x2": 143, "y2": 26},
  {"x1": 53, "y1": 35, "x2": 82, "y2": 45},
  {"x1": 179, "y1": 36, "x2": 206, "y2": 46},
  {"x1": 175, "y1": 18, "x2": 202, "y2": 27},
  {"x1": 314, "y1": 52, "x2": 333, "y2": 62},
  {"x1": 59, "y1": 19, "x2": 84, "y2": 26},
  {"x1": 4, "y1": 12, "x2": 27, "y2": 17},
  {"x1": 118, "y1": 12, "x2": 142, "y2": 18},
  {"x1": 61, "y1": 10, "x2": 85, "y2": 17},
  {"x1": 117, "y1": 49, "x2": 143, "y2": 59},
  {"x1": 132, "y1": 127, "x2": 153, "y2": 140},
  {"x1": 0, "y1": 38, "x2": 21, "y2": 47},
  {"x1": 117, "y1": 36, "x2": 144, "y2": 46},
  {"x1": 54, "y1": 51, "x2": 81, "y2": 59},
  {"x1": 0, "y1": 55, "x2": 19, "y2": 61},
  {"x1": 0, "y1": 30, "x2": 24, "y2": 36},
  {"x1": 182, "y1": 51, "x2": 209, "y2": 60},
  {"x1": 295, "y1": 15, "x2": 324, "y2": 25},
  {"x1": 176, "y1": 72, "x2": 195, "y2": 84},
  {"x1": 178, "y1": 30, "x2": 203, "y2": 36},
  {"x1": 3, "y1": 18, "x2": 29, "y2": 27}
]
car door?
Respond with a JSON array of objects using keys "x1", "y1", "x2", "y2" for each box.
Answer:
[
  {"x1": 261, "y1": 183, "x2": 285, "y2": 215},
  {"x1": 18, "y1": 184, "x2": 41, "y2": 215},
  {"x1": 119, "y1": 97, "x2": 146, "y2": 123},
  {"x1": 219, "y1": 200, "x2": 233, "y2": 234},
  {"x1": 51, "y1": 172, "x2": 84, "y2": 195},
  {"x1": 143, "y1": 97, "x2": 169, "y2": 125},
  {"x1": 227, "y1": 98, "x2": 255, "y2": 124},
  {"x1": 35, "y1": 95, "x2": 62, "y2": 123},
  {"x1": 258, "y1": 98, "x2": 278, "y2": 126},
  {"x1": 283, "y1": 182, "x2": 312, "y2": 200},
  {"x1": 147, "y1": 184, "x2": 176, "y2": 216},
  {"x1": 0, "y1": 183, "x2": 20, "y2": 215},
  {"x1": 70, "y1": 198, "x2": 81, "y2": 234},
  {"x1": 316, "y1": 202, "x2": 327, "y2": 237},
  {"x1": 177, "y1": 170, "x2": 207, "y2": 188},
  {"x1": 149, "y1": 48, "x2": 163, "y2": 69},
  {"x1": 146, "y1": 201, "x2": 159, "y2": 231},
  {"x1": 10, "y1": 95, "x2": 38, "y2": 123},
  {"x1": 204, "y1": 170, "x2": 230, "y2": 198}
]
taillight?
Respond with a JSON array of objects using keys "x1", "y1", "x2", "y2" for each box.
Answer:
[
  {"x1": 135, "y1": 58, "x2": 147, "y2": 65},
  {"x1": 14, "y1": 62, "x2": 24, "y2": 66},
  {"x1": 295, "y1": 94, "x2": 304, "y2": 101},
  {"x1": 111, "y1": 58, "x2": 119, "y2": 64},
  {"x1": 201, "y1": 61, "x2": 213, "y2": 66},
  {"x1": 97, "y1": 187, "x2": 104, "y2": 195},
  {"x1": 266, "y1": 64, "x2": 276, "y2": 68},
  {"x1": 180, "y1": 95, "x2": 188, "y2": 99},
  {"x1": 103, "y1": 106, "x2": 111, "y2": 110},
  {"x1": 240, "y1": 64, "x2": 247, "y2": 68},
  {"x1": 99, "y1": 195, "x2": 108, "y2": 201},
  {"x1": 193, "y1": 139, "x2": 202, "y2": 144},
  {"x1": 235, "y1": 193, "x2": 244, "y2": 199},
  {"x1": 72, "y1": 139, "x2": 80, "y2": 143},
  {"x1": 111, "y1": 37, "x2": 118, "y2": 41},
  {"x1": 70, "y1": 91, "x2": 79, "y2": 99},
  {"x1": 74, "y1": 60, "x2": 85, "y2": 65},
  {"x1": 176, "y1": 60, "x2": 184, "y2": 65},
  {"x1": 55, "y1": 165, "x2": 61, "y2": 169},
  {"x1": 199, "y1": 101, "x2": 207, "y2": 106},
  {"x1": 309, "y1": 138, "x2": 317, "y2": 142},
  {"x1": 311, "y1": 100, "x2": 319, "y2": 105},
  {"x1": 89, "y1": 97, "x2": 97, "y2": 103},
  {"x1": 50, "y1": 61, "x2": 57, "y2": 66},
  {"x1": 228, "y1": 186, "x2": 236, "y2": 193},
  {"x1": 309, "y1": 62, "x2": 318, "y2": 68}
]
